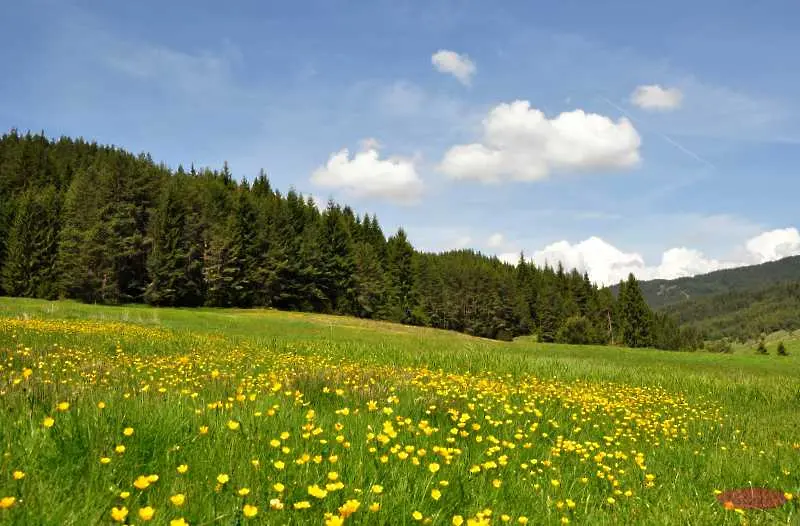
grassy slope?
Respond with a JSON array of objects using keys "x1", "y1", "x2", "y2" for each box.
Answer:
[{"x1": 1, "y1": 298, "x2": 799, "y2": 525}]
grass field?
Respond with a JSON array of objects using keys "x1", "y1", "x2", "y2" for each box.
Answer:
[{"x1": 0, "y1": 297, "x2": 798, "y2": 525}]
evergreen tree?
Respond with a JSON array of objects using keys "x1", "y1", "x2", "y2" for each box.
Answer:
[
  {"x1": 144, "y1": 175, "x2": 204, "y2": 306},
  {"x1": 352, "y1": 241, "x2": 385, "y2": 318},
  {"x1": 1, "y1": 186, "x2": 61, "y2": 298},
  {"x1": 620, "y1": 273, "x2": 652, "y2": 347},
  {"x1": 384, "y1": 228, "x2": 416, "y2": 323}
]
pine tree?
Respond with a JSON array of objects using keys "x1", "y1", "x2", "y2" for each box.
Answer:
[
  {"x1": 620, "y1": 273, "x2": 652, "y2": 347},
  {"x1": 1, "y1": 187, "x2": 61, "y2": 298},
  {"x1": 144, "y1": 176, "x2": 204, "y2": 306},
  {"x1": 352, "y1": 241, "x2": 385, "y2": 318},
  {"x1": 384, "y1": 228, "x2": 416, "y2": 323}
]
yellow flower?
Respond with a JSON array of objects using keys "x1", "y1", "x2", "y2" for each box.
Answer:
[
  {"x1": 97, "y1": 401, "x2": 106, "y2": 409},
  {"x1": 371, "y1": 484, "x2": 384, "y2": 494},
  {"x1": 338, "y1": 499, "x2": 361, "y2": 517},
  {"x1": 452, "y1": 516, "x2": 464, "y2": 526},
  {"x1": 199, "y1": 426, "x2": 209, "y2": 435},
  {"x1": 110, "y1": 506, "x2": 129, "y2": 522},
  {"x1": 0, "y1": 497, "x2": 16, "y2": 509},
  {"x1": 492, "y1": 479, "x2": 502, "y2": 488},
  {"x1": 428, "y1": 462, "x2": 440, "y2": 473},
  {"x1": 269, "y1": 498, "x2": 284, "y2": 510},
  {"x1": 413, "y1": 511, "x2": 423, "y2": 521},
  {"x1": 293, "y1": 501, "x2": 311, "y2": 510},
  {"x1": 328, "y1": 471, "x2": 339, "y2": 481},
  {"x1": 123, "y1": 427, "x2": 134, "y2": 436},
  {"x1": 273, "y1": 460, "x2": 285, "y2": 470},
  {"x1": 43, "y1": 416, "x2": 54, "y2": 428},
  {"x1": 119, "y1": 491, "x2": 130, "y2": 499},
  {"x1": 57, "y1": 401, "x2": 70, "y2": 411},
  {"x1": 170, "y1": 494, "x2": 186, "y2": 507},
  {"x1": 138, "y1": 506, "x2": 155, "y2": 521},
  {"x1": 238, "y1": 488, "x2": 251, "y2": 496},
  {"x1": 170, "y1": 519, "x2": 189, "y2": 526},
  {"x1": 273, "y1": 482, "x2": 285, "y2": 492},
  {"x1": 227, "y1": 420, "x2": 240, "y2": 431},
  {"x1": 115, "y1": 445, "x2": 126, "y2": 454},
  {"x1": 518, "y1": 518, "x2": 529, "y2": 525},
  {"x1": 12, "y1": 471, "x2": 25, "y2": 480},
  {"x1": 243, "y1": 504, "x2": 258, "y2": 518},
  {"x1": 369, "y1": 502, "x2": 381, "y2": 512},
  {"x1": 100, "y1": 457, "x2": 112, "y2": 464},
  {"x1": 308, "y1": 484, "x2": 328, "y2": 499},
  {"x1": 607, "y1": 497, "x2": 616, "y2": 505},
  {"x1": 217, "y1": 474, "x2": 230, "y2": 484},
  {"x1": 177, "y1": 464, "x2": 188, "y2": 474},
  {"x1": 133, "y1": 476, "x2": 151, "y2": 490},
  {"x1": 784, "y1": 492, "x2": 794, "y2": 501},
  {"x1": 431, "y1": 488, "x2": 442, "y2": 500}
]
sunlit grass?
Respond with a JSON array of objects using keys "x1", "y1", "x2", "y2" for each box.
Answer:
[{"x1": 0, "y1": 297, "x2": 798, "y2": 525}]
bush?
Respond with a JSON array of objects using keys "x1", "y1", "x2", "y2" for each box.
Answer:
[
  {"x1": 706, "y1": 339, "x2": 732, "y2": 353},
  {"x1": 756, "y1": 340, "x2": 768, "y2": 355},
  {"x1": 777, "y1": 341, "x2": 788, "y2": 356},
  {"x1": 556, "y1": 316, "x2": 591, "y2": 345}
]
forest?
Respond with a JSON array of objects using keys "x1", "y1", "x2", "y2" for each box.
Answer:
[{"x1": 0, "y1": 130, "x2": 704, "y2": 350}]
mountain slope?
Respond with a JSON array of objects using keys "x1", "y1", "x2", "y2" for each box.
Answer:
[
  {"x1": 632, "y1": 255, "x2": 800, "y2": 309},
  {"x1": 661, "y1": 281, "x2": 800, "y2": 341}
]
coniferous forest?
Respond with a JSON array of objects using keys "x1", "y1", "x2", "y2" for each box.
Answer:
[{"x1": 0, "y1": 130, "x2": 704, "y2": 349}]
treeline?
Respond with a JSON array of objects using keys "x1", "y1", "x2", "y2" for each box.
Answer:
[
  {"x1": 0, "y1": 130, "x2": 700, "y2": 349},
  {"x1": 661, "y1": 281, "x2": 800, "y2": 342}
]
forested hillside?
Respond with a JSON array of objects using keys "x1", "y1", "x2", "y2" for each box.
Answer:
[
  {"x1": 630, "y1": 256, "x2": 800, "y2": 309},
  {"x1": 661, "y1": 281, "x2": 800, "y2": 342},
  {"x1": 0, "y1": 129, "x2": 702, "y2": 349}
]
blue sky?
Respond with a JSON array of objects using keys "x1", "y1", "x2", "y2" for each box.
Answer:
[{"x1": 2, "y1": 0, "x2": 800, "y2": 284}]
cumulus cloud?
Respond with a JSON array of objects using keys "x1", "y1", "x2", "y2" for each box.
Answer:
[
  {"x1": 310, "y1": 141, "x2": 423, "y2": 204},
  {"x1": 745, "y1": 228, "x2": 800, "y2": 262},
  {"x1": 431, "y1": 49, "x2": 476, "y2": 85},
  {"x1": 506, "y1": 227, "x2": 800, "y2": 286},
  {"x1": 630, "y1": 84, "x2": 683, "y2": 111},
  {"x1": 439, "y1": 100, "x2": 641, "y2": 183}
]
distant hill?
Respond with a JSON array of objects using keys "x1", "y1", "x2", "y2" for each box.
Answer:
[
  {"x1": 628, "y1": 255, "x2": 800, "y2": 309},
  {"x1": 622, "y1": 255, "x2": 800, "y2": 341}
]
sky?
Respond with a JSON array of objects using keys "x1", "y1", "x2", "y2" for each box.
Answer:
[{"x1": 2, "y1": 0, "x2": 800, "y2": 285}]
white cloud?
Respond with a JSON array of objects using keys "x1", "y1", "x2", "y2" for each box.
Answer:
[
  {"x1": 439, "y1": 100, "x2": 641, "y2": 183},
  {"x1": 745, "y1": 228, "x2": 800, "y2": 262},
  {"x1": 487, "y1": 233, "x2": 505, "y2": 248},
  {"x1": 431, "y1": 49, "x2": 476, "y2": 85},
  {"x1": 505, "y1": 227, "x2": 800, "y2": 286},
  {"x1": 310, "y1": 141, "x2": 423, "y2": 205},
  {"x1": 630, "y1": 84, "x2": 683, "y2": 111}
]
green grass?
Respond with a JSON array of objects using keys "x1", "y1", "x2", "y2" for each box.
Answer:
[{"x1": 0, "y1": 297, "x2": 798, "y2": 525}]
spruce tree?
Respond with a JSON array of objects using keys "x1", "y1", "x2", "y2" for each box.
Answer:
[
  {"x1": 144, "y1": 176, "x2": 204, "y2": 306},
  {"x1": 620, "y1": 273, "x2": 652, "y2": 347},
  {"x1": 384, "y1": 228, "x2": 416, "y2": 323}
]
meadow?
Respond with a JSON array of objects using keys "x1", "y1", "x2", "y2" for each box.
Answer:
[{"x1": 0, "y1": 297, "x2": 798, "y2": 525}]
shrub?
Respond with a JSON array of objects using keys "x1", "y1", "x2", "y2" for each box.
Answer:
[
  {"x1": 777, "y1": 341, "x2": 788, "y2": 356},
  {"x1": 756, "y1": 340, "x2": 768, "y2": 355},
  {"x1": 707, "y1": 339, "x2": 732, "y2": 354}
]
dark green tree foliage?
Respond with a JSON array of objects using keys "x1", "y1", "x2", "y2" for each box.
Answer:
[
  {"x1": 620, "y1": 273, "x2": 652, "y2": 348},
  {"x1": 384, "y1": 228, "x2": 417, "y2": 324},
  {"x1": 0, "y1": 130, "x2": 695, "y2": 347},
  {"x1": 318, "y1": 202, "x2": 356, "y2": 314},
  {"x1": 1, "y1": 186, "x2": 61, "y2": 298},
  {"x1": 144, "y1": 175, "x2": 204, "y2": 306}
]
